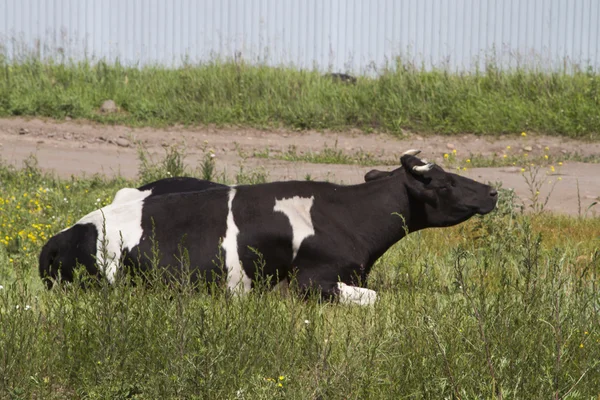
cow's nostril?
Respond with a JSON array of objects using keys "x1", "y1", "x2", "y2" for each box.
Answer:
[{"x1": 490, "y1": 189, "x2": 498, "y2": 197}]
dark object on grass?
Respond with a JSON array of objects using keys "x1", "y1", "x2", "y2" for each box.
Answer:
[{"x1": 325, "y1": 72, "x2": 357, "y2": 84}]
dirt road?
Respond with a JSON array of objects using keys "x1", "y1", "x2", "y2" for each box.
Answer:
[{"x1": 1, "y1": 118, "x2": 599, "y2": 216}]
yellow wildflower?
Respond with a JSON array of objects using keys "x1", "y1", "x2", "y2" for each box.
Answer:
[
  {"x1": 466, "y1": 159, "x2": 471, "y2": 163},
  {"x1": 503, "y1": 154, "x2": 507, "y2": 158},
  {"x1": 558, "y1": 162, "x2": 563, "y2": 166},
  {"x1": 544, "y1": 155, "x2": 548, "y2": 160},
  {"x1": 520, "y1": 168, "x2": 526, "y2": 172},
  {"x1": 521, "y1": 132, "x2": 527, "y2": 137},
  {"x1": 452, "y1": 149, "x2": 457, "y2": 154},
  {"x1": 443, "y1": 153, "x2": 449, "y2": 159},
  {"x1": 545, "y1": 146, "x2": 549, "y2": 151},
  {"x1": 550, "y1": 166, "x2": 555, "y2": 172}
]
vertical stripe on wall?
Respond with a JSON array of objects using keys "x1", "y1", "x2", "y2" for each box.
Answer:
[{"x1": 1, "y1": 0, "x2": 598, "y2": 73}]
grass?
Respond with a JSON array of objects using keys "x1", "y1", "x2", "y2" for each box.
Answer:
[
  {"x1": 0, "y1": 149, "x2": 599, "y2": 398},
  {"x1": 252, "y1": 144, "x2": 600, "y2": 169},
  {"x1": 1, "y1": 58, "x2": 600, "y2": 138},
  {"x1": 442, "y1": 148, "x2": 600, "y2": 169},
  {"x1": 253, "y1": 143, "x2": 396, "y2": 167}
]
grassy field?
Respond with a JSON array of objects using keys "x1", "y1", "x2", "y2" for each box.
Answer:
[
  {"x1": 252, "y1": 142, "x2": 600, "y2": 169},
  {"x1": 1, "y1": 58, "x2": 600, "y2": 139},
  {"x1": 0, "y1": 149, "x2": 599, "y2": 399}
]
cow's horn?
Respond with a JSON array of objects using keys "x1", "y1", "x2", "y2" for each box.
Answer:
[
  {"x1": 402, "y1": 149, "x2": 421, "y2": 156},
  {"x1": 412, "y1": 163, "x2": 434, "y2": 174}
]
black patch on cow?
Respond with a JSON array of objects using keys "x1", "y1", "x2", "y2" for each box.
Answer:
[
  {"x1": 231, "y1": 186, "x2": 295, "y2": 287},
  {"x1": 124, "y1": 188, "x2": 230, "y2": 286},
  {"x1": 39, "y1": 223, "x2": 99, "y2": 289}
]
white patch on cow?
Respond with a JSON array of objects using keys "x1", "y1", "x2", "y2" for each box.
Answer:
[
  {"x1": 112, "y1": 188, "x2": 152, "y2": 205},
  {"x1": 222, "y1": 188, "x2": 252, "y2": 293},
  {"x1": 76, "y1": 190, "x2": 152, "y2": 283},
  {"x1": 337, "y1": 282, "x2": 378, "y2": 306},
  {"x1": 273, "y1": 196, "x2": 315, "y2": 260}
]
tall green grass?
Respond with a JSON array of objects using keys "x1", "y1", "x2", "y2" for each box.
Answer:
[
  {"x1": 1, "y1": 58, "x2": 599, "y2": 138},
  {"x1": 0, "y1": 150, "x2": 599, "y2": 398}
]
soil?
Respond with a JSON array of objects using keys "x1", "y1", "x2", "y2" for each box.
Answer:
[{"x1": 1, "y1": 117, "x2": 599, "y2": 216}]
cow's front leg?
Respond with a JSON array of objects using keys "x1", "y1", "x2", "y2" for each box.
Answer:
[
  {"x1": 294, "y1": 261, "x2": 377, "y2": 305},
  {"x1": 336, "y1": 282, "x2": 377, "y2": 306},
  {"x1": 297, "y1": 278, "x2": 378, "y2": 306}
]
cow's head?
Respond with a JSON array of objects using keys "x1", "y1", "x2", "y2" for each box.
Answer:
[
  {"x1": 399, "y1": 154, "x2": 497, "y2": 228},
  {"x1": 365, "y1": 152, "x2": 497, "y2": 229}
]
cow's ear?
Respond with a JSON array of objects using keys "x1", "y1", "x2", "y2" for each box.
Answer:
[
  {"x1": 401, "y1": 155, "x2": 438, "y2": 205},
  {"x1": 364, "y1": 169, "x2": 392, "y2": 182}
]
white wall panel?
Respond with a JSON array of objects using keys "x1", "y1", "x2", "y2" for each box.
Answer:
[{"x1": 1, "y1": 0, "x2": 598, "y2": 73}]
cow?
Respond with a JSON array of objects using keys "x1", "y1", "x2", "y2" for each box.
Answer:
[
  {"x1": 39, "y1": 151, "x2": 497, "y2": 304},
  {"x1": 39, "y1": 176, "x2": 226, "y2": 289}
]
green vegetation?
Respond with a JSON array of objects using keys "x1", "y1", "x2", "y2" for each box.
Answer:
[
  {"x1": 0, "y1": 149, "x2": 599, "y2": 398},
  {"x1": 441, "y1": 147, "x2": 600, "y2": 169},
  {"x1": 254, "y1": 144, "x2": 395, "y2": 166},
  {"x1": 252, "y1": 143, "x2": 600, "y2": 169},
  {"x1": 1, "y1": 58, "x2": 600, "y2": 138}
]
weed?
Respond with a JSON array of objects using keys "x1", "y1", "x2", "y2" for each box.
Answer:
[
  {"x1": 138, "y1": 145, "x2": 187, "y2": 184},
  {"x1": 235, "y1": 165, "x2": 268, "y2": 185},
  {"x1": 197, "y1": 142, "x2": 217, "y2": 182},
  {"x1": 261, "y1": 143, "x2": 394, "y2": 167}
]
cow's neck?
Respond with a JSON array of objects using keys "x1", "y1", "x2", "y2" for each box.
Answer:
[{"x1": 336, "y1": 176, "x2": 418, "y2": 267}]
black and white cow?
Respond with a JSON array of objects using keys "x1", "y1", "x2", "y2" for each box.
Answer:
[
  {"x1": 39, "y1": 176, "x2": 226, "y2": 288},
  {"x1": 39, "y1": 152, "x2": 497, "y2": 304}
]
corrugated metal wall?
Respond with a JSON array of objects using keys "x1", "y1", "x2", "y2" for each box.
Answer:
[{"x1": 1, "y1": 0, "x2": 598, "y2": 73}]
